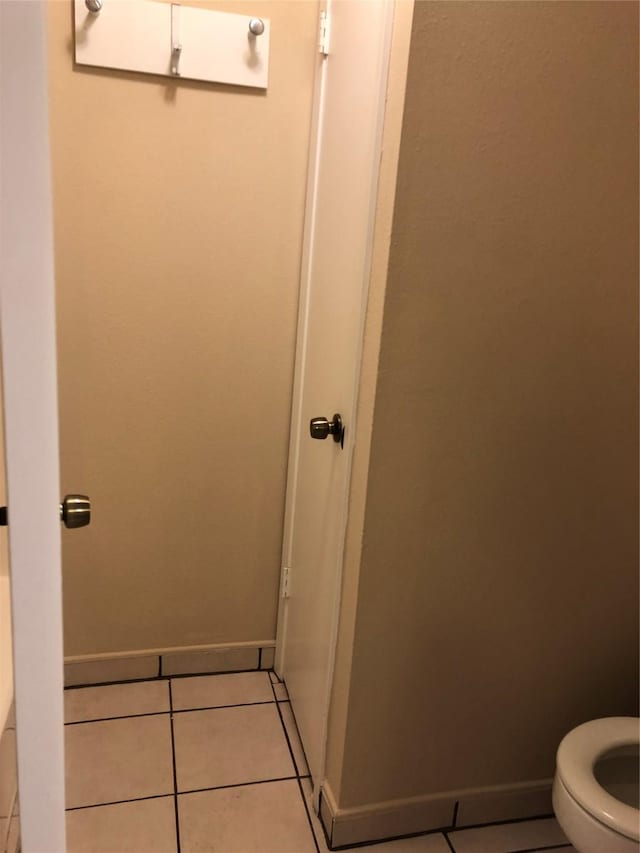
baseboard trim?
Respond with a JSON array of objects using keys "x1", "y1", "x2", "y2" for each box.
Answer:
[
  {"x1": 319, "y1": 777, "x2": 553, "y2": 848},
  {"x1": 65, "y1": 640, "x2": 274, "y2": 663},
  {"x1": 64, "y1": 642, "x2": 277, "y2": 686}
]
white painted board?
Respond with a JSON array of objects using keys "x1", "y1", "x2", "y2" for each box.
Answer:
[
  {"x1": 277, "y1": 0, "x2": 394, "y2": 792},
  {"x1": 0, "y1": 2, "x2": 66, "y2": 850},
  {"x1": 75, "y1": 0, "x2": 270, "y2": 89}
]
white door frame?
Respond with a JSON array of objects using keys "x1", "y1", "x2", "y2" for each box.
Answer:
[
  {"x1": 0, "y1": 2, "x2": 67, "y2": 850},
  {"x1": 275, "y1": 0, "x2": 395, "y2": 798}
]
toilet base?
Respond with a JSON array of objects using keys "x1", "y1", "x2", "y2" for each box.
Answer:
[{"x1": 552, "y1": 776, "x2": 639, "y2": 853}]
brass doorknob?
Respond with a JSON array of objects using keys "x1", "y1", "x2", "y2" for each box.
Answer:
[{"x1": 60, "y1": 495, "x2": 91, "y2": 529}]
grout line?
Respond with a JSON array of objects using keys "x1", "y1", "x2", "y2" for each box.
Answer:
[
  {"x1": 269, "y1": 678, "x2": 301, "y2": 777},
  {"x1": 331, "y1": 829, "x2": 454, "y2": 851},
  {"x1": 443, "y1": 832, "x2": 457, "y2": 853},
  {"x1": 65, "y1": 699, "x2": 276, "y2": 726},
  {"x1": 296, "y1": 776, "x2": 320, "y2": 853},
  {"x1": 179, "y1": 777, "x2": 299, "y2": 797},
  {"x1": 282, "y1": 694, "x2": 313, "y2": 777},
  {"x1": 66, "y1": 793, "x2": 175, "y2": 812},
  {"x1": 269, "y1": 676, "x2": 319, "y2": 852},
  {"x1": 171, "y1": 700, "x2": 275, "y2": 714},
  {"x1": 66, "y1": 777, "x2": 302, "y2": 813},
  {"x1": 64, "y1": 667, "x2": 274, "y2": 690},
  {"x1": 168, "y1": 681, "x2": 182, "y2": 853},
  {"x1": 452, "y1": 813, "x2": 557, "y2": 833},
  {"x1": 65, "y1": 709, "x2": 170, "y2": 726},
  {"x1": 269, "y1": 676, "x2": 313, "y2": 779},
  {"x1": 506, "y1": 846, "x2": 573, "y2": 853}
]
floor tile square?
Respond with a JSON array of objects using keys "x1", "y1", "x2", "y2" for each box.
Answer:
[
  {"x1": 171, "y1": 671, "x2": 273, "y2": 711},
  {"x1": 371, "y1": 835, "x2": 463, "y2": 852},
  {"x1": 173, "y1": 704, "x2": 294, "y2": 792},
  {"x1": 448, "y1": 816, "x2": 569, "y2": 853},
  {"x1": 279, "y1": 701, "x2": 309, "y2": 777},
  {"x1": 65, "y1": 715, "x2": 174, "y2": 808},
  {"x1": 66, "y1": 796, "x2": 177, "y2": 853},
  {"x1": 178, "y1": 779, "x2": 316, "y2": 853},
  {"x1": 65, "y1": 680, "x2": 169, "y2": 723}
]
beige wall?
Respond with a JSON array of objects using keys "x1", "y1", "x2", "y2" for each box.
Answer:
[
  {"x1": 48, "y1": 0, "x2": 318, "y2": 657},
  {"x1": 328, "y1": 0, "x2": 639, "y2": 809}
]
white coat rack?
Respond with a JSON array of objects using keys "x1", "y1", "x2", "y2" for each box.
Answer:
[{"x1": 74, "y1": 0, "x2": 270, "y2": 89}]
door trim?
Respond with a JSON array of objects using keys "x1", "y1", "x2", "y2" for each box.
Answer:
[
  {"x1": 0, "y1": 3, "x2": 67, "y2": 850},
  {"x1": 275, "y1": 0, "x2": 396, "y2": 800}
]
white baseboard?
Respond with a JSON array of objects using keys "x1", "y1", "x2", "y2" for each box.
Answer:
[
  {"x1": 64, "y1": 642, "x2": 276, "y2": 686},
  {"x1": 64, "y1": 639, "x2": 273, "y2": 663},
  {"x1": 319, "y1": 778, "x2": 553, "y2": 848}
]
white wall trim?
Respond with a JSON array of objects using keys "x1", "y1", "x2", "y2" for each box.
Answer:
[
  {"x1": 320, "y1": 778, "x2": 554, "y2": 848},
  {"x1": 65, "y1": 639, "x2": 274, "y2": 663},
  {"x1": 0, "y1": 3, "x2": 66, "y2": 850},
  {"x1": 64, "y1": 643, "x2": 277, "y2": 686}
]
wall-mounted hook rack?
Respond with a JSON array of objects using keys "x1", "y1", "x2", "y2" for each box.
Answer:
[{"x1": 74, "y1": 0, "x2": 270, "y2": 89}]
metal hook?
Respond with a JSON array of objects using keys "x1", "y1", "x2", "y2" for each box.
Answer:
[
  {"x1": 170, "y1": 4, "x2": 182, "y2": 76},
  {"x1": 85, "y1": 0, "x2": 103, "y2": 12},
  {"x1": 248, "y1": 17, "x2": 264, "y2": 37}
]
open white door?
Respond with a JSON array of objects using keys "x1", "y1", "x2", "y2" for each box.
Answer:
[
  {"x1": 0, "y1": 3, "x2": 67, "y2": 851},
  {"x1": 277, "y1": 0, "x2": 394, "y2": 789}
]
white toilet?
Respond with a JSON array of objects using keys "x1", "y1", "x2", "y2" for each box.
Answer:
[{"x1": 553, "y1": 717, "x2": 640, "y2": 852}]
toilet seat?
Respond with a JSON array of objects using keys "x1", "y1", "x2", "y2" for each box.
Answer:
[{"x1": 556, "y1": 717, "x2": 639, "y2": 842}]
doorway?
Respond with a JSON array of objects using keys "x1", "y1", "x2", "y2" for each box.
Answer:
[
  {"x1": 276, "y1": 0, "x2": 394, "y2": 791},
  {"x1": 1, "y1": 0, "x2": 406, "y2": 849}
]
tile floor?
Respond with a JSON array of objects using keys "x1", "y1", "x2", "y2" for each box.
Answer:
[{"x1": 64, "y1": 671, "x2": 575, "y2": 853}]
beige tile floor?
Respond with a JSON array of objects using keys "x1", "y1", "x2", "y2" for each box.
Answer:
[{"x1": 64, "y1": 671, "x2": 576, "y2": 853}]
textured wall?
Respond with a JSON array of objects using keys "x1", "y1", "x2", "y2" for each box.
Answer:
[
  {"x1": 48, "y1": 0, "x2": 318, "y2": 656},
  {"x1": 329, "y1": 0, "x2": 639, "y2": 808}
]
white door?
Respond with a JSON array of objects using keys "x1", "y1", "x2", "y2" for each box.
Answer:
[
  {"x1": 0, "y1": 2, "x2": 67, "y2": 851},
  {"x1": 277, "y1": 0, "x2": 394, "y2": 787}
]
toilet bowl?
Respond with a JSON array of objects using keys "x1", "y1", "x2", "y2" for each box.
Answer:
[{"x1": 553, "y1": 717, "x2": 640, "y2": 852}]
